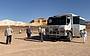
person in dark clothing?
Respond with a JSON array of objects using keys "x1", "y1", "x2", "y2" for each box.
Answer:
[
  {"x1": 6, "y1": 35, "x2": 12, "y2": 44},
  {"x1": 26, "y1": 26, "x2": 31, "y2": 38},
  {"x1": 5, "y1": 26, "x2": 13, "y2": 44}
]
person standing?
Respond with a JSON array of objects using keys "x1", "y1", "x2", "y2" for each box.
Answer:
[
  {"x1": 26, "y1": 26, "x2": 31, "y2": 39},
  {"x1": 5, "y1": 26, "x2": 13, "y2": 44},
  {"x1": 81, "y1": 29, "x2": 87, "y2": 43},
  {"x1": 38, "y1": 27, "x2": 45, "y2": 42}
]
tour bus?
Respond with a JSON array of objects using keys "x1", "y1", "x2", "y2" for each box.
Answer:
[{"x1": 44, "y1": 13, "x2": 86, "y2": 41}]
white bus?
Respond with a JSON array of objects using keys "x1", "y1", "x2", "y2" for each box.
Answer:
[{"x1": 45, "y1": 13, "x2": 86, "y2": 41}]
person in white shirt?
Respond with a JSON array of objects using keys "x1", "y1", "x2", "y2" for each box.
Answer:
[
  {"x1": 81, "y1": 29, "x2": 87, "y2": 43},
  {"x1": 38, "y1": 27, "x2": 45, "y2": 42},
  {"x1": 5, "y1": 26, "x2": 13, "y2": 44}
]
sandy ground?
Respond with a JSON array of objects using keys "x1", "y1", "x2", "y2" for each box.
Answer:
[{"x1": 0, "y1": 28, "x2": 90, "y2": 56}]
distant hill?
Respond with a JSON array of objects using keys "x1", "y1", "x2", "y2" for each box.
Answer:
[{"x1": 0, "y1": 19, "x2": 28, "y2": 26}]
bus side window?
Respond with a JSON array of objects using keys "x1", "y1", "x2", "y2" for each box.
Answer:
[{"x1": 67, "y1": 19, "x2": 70, "y2": 25}]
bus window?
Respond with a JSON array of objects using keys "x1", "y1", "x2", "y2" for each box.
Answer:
[
  {"x1": 67, "y1": 19, "x2": 70, "y2": 25},
  {"x1": 73, "y1": 16, "x2": 79, "y2": 24},
  {"x1": 73, "y1": 16, "x2": 85, "y2": 25},
  {"x1": 80, "y1": 19, "x2": 85, "y2": 25},
  {"x1": 48, "y1": 16, "x2": 66, "y2": 25}
]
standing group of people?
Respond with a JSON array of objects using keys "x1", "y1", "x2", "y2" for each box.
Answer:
[
  {"x1": 4, "y1": 26, "x2": 87, "y2": 45},
  {"x1": 4, "y1": 26, "x2": 32, "y2": 45}
]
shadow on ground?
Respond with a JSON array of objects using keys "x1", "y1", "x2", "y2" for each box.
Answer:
[
  {"x1": 0, "y1": 42, "x2": 6, "y2": 44},
  {"x1": 15, "y1": 35, "x2": 83, "y2": 43},
  {"x1": 71, "y1": 41, "x2": 83, "y2": 43},
  {"x1": 15, "y1": 36, "x2": 74, "y2": 42}
]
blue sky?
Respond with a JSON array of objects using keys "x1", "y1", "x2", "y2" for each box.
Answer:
[{"x1": 0, "y1": 0, "x2": 89, "y2": 22}]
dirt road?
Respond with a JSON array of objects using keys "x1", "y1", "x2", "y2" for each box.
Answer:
[{"x1": 0, "y1": 30, "x2": 90, "y2": 56}]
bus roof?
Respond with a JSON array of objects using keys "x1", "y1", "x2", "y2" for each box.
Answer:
[
  {"x1": 64, "y1": 13, "x2": 78, "y2": 16},
  {"x1": 79, "y1": 17, "x2": 85, "y2": 20},
  {"x1": 54, "y1": 13, "x2": 86, "y2": 20},
  {"x1": 61, "y1": 13, "x2": 85, "y2": 20}
]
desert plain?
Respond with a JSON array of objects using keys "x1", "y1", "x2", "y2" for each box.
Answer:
[{"x1": 0, "y1": 26, "x2": 89, "y2": 56}]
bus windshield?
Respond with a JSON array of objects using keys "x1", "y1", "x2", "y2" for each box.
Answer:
[
  {"x1": 48, "y1": 16, "x2": 67, "y2": 25},
  {"x1": 58, "y1": 16, "x2": 66, "y2": 25}
]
